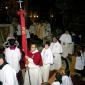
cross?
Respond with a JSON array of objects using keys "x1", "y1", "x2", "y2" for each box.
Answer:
[{"x1": 18, "y1": 0, "x2": 23, "y2": 9}]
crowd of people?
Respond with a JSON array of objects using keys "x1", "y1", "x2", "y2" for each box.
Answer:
[{"x1": 0, "y1": 20, "x2": 85, "y2": 85}]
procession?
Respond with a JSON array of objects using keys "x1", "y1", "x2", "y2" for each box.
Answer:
[{"x1": 0, "y1": 0, "x2": 85, "y2": 85}]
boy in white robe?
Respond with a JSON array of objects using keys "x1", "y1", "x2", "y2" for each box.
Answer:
[
  {"x1": 59, "y1": 31, "x2": 72, "y2": 58},
  {"x1": 50, "y1": 37, "x2": 62, "y2": 70},
  {"x1": 0, "y1": 53, "x2": 19, "y2": 85},
  {"x1": 41, "y1": 42, "x2": 53, "y2": 82},
  {"x1": 4, "y1": 38, "x2": 21, "y2": 74}
]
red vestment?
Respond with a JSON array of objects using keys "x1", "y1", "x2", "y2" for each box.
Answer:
[{"x1": 27, "y1": 51, "x2": 43, "y2": 66}]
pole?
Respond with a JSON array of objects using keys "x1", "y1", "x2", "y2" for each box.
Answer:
[
  {"x1": 17, "y1": 0, "x2": 27, "y2": 58},
  {"x1": 17, "y1": 0, "x2": 31, "y2": 85}
]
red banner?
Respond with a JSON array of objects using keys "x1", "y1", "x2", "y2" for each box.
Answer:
[{"x1": 17, "y1": 9, "x2": 28, "y2": 64}]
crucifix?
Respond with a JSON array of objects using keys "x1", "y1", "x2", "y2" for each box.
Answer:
[
  {"x1": 18, "y1": 0, "x2": 23, "y2": 8},
  {"x1": 17, "y1": 0, "x2": 31, "y2": 85}
]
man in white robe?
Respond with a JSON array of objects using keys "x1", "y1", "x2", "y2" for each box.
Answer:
[
  {"x1": 41, "y1": 42, "x2": 53, "y2": 82},
  {"x1": 59, "y1": 31, "x2": 72, "y2": 58},
  {"x1": 50, "y1": 37, "x2": 62, "y2": 70},
  {"x1": 0, "y1": 53, "x2": 19, "y2": 85}
]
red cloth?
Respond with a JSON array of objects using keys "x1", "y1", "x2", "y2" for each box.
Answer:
[
  {"x1": 10, "y1": 46, "x2": 16, "y2": 50},
  {"x1": 27, "y1": 51, "x2": 43, "y2": 66},
  {"x1": 17, "y1": 9, "x2": 27, "y2": 64},
  {"x1": 17, "y1": 9, "x2": 25, "y2": 27}
]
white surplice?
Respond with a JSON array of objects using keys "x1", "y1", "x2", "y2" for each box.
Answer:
[
  {"x1": 0, "y1": 64, "x2": 19, "y2": 85},
  {"x1": 52, "y1": 81, "x2": 61, "y2": 85},
  {"x1": 62, "y1": 75, "x2": 73, "y2": 85},
  {"x1": 41, "y1": 47, "x2": 53, "y2": 82},
  {"x1": 50, "y1": 41, "x2": 62, "y2": 70},
  {"x1": 4, "y1": 47, "x2": 21, "y2": 73},
  {"x1": 60, "y1": 33, "x2": 72, "y2": 58}
]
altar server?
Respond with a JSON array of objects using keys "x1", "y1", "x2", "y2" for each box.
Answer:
[
  {"x1": 0, "y1": 53, "x2": 19, "y2": 85},
  {"x1": 4, "y1": 38, "x2": 21, "y2": 73},
  {"x1": 41, "y1": 42, "x2": 53, "y2": 82}
]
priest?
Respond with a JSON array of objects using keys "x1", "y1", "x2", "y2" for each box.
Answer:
[
  {"x1": 59, "y1": 31, "x2": 72, "y2": 58},
  {"x1": 24, "y1": 43, "x2": 43, "y2": 85},
  {"x1": 50, "y1": 36, "x2": 62, "y2": 70}
]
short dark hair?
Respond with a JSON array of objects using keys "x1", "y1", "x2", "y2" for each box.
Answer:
[
  {"x1": 45, "y1": 41, "x2": 50, "y2": 46},
  {"x1": 8, "y1": 39, "x2": 16, "y2": 46}
]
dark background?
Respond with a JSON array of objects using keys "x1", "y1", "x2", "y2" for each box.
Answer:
[{"x1": 0, "y1": 0, "x2": 85, "y2": 36}]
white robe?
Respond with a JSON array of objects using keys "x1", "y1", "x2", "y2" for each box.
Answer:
[
  {"x1": 75, "y1": 56, "x2": 84, "y2": 70},
  {"x1": 62, "y1": 75, "x2": 73, "y2": 85},
  {"x1": 52, "y1": 81, "x2": 61, "y2": 85},
  {"x1": 84, "y1": 51, "x2": 85, "y2": 66},
  {"x1": 24, "y1": 51, "x2": 42, "y2": 85},
  {"x1": 24, "y1": 58, "x2": 42, "y2": 85},
  {"x1": 4, "y1": 47, "x2": 21, "y2": 73},
  {"x1": 0, "y1": 64, "x2": 19, "y2": 85},
  {"x1": 16, "y1": 24, "x2": 21, "y2": 36},
  {"x1": 60, "y1": 33, "x2": 72, "y2": 58},
  {"x1": 41, "y1": 48, "x2": 53, "y2": 82},
  {"x1": 29, "y1": 24, "x2": 36, "y2": 35},
  {"x1": 50, "y1": 41, "x2": 62, "y2": 70}
]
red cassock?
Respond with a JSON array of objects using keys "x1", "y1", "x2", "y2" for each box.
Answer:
[{"x1": 27, "y1": 51, "x2": 43, "y2": 66}]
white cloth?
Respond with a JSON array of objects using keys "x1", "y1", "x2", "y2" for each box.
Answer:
[
  {"x1": 52, "y1": 81, "x2": 61, "y2": 85},
  {"x1": 41, "y1": 48, "x2": 53, "y2": 64},
  {"x1": 4, "y1": 47, "x2": 21, "y2": 73},
  {"x1": 29, "y1": 67, "x2": 42, "y2": 85},
  {"x1": 41, "y1": 47, "x2": 53, "y2": 82},
  {"x1": 24, "y1": 69, "x2": 30, "y2": 85},
  {"x1": 41, "y1": 64, "x2": 50, "y2": 82},
  {"x1": 25, "y1": 60, "x2": 42, "y2": 85},
  {"x1": 84, "y1": 51, "x2": 85, "y2": 66},
  {"x1": 60, "y1": 33, "x2": 72, "y2": 58},
  {"x1": 50, "y1": 42, "x2": 62, "y2": 70},
  {"x1": 62, "y1": 75, "x2": 73, "y2": 85},
  {"x1": 0, "y1": 64, "x2": 19, "y2": 85},
  {"x1": 26, "y1": 29, "x2": 30, "y2": 39},
  {"x1": 81, "y1": 53, "x2": 85, "y2": 67},
  {"x1": 45, "y1": 23, "x2": 51, "y2": 37},
  {"x1": 29, "y1": 24, "x2": 36, "y2": 35},
  {"x1": 16, "y1": 24, "x2": 21, "y2": 36},
  {"x1": 75, "y1": 56, "x2": 84, "y2": 70},
  {"x1": 25, "y1": 53, "x2": 42, "y2": 85},
  {"x1": 61, "y1": 43, "x2": 71, "y2": 58},
  {"x1": 50, "y1": 42, "x2": 62, "y2": 54},
  {"x1": 53, "y1": 53, "x2": 62, "y2": 70},
  {"x1": 60, "y1": 33, "x2": 72, "y2": 44}
]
